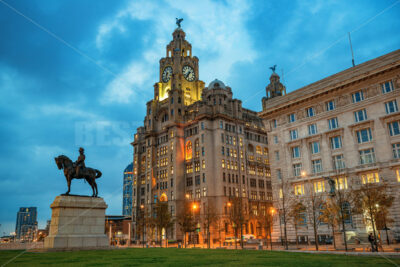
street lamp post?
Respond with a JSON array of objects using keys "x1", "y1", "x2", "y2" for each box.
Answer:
[
  {"x1": 269, "y1": 207, "x2": 276, "y2": 250},
  {"x1": 192, "y1": 203, "x2": 198, "y2": 248},
  {"x1": 140, "y1": 204, "x2": 145, "y2": 248}
]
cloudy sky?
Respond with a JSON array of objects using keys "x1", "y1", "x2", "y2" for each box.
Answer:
[{"x1": 0, "y1": 0, "x2": 399, "y2": 235}]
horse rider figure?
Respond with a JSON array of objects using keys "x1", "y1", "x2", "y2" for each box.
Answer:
[{"x1": 75, "y1": 147, "x2": 86, "y2": 176}]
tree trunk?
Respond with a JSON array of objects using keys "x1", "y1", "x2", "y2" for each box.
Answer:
[{"x1": 332, "y1": 225, "x2": 336, "y2": 250}]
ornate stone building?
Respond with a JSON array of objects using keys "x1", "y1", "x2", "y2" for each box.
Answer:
[
  {"x1": 131, "y1": 27, "x2": 271, "y2": 244},
  {"x1": 259, "y1": 50, "x2": 400, "y2": 245}
]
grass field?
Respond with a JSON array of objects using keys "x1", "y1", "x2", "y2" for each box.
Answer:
[{"x1": 0, "y1": 248, "x2": 399, "y2": 267}]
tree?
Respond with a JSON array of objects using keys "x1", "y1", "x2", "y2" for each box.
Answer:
[
  {"x1": 275, "y1": 179, "x2": 294, "y2": 250},
  {"x1": 227, "y1": 196, "x2": 247, "y2": 249},
  {"x1": 153, "y1": 201, "x2": 174, "y2": 247},
  {"x1": 177, "y1": 201, "x2": 196, "y2": 248},
  {"x1": 202, "y1": 199, "x2": 219, "y2": 249},
  {"x1": 305, "y1": 181, "x2": 324, "y2": 251},
  {"x1": 352, "y1": 181, "x2": 394, "y2": 251},
  {"x1": 318, "y1": 199, "x2": 339, "y2": 249},
  {"x1": 288, "y1": 201, "x2": 307, "y2": 248},
  {"x1": 255, "y1": 204, "x2": 275, "y2": 249}
]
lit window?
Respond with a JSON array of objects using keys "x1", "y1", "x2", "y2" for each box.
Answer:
[
  {"x1": 333, "y1": 154, "x2": 345, "y2": 170},
  {"x1": 288, "y1": 113, "x2": 296, "y2": 123},
  {"x1": 314, "y1": 181, "x2": 325, "y2": 193},
  {"x1": 385, "y1": 100, "x2": 398, "y2": 114},
  {"x1": 312, "y1": 159, "x2": 323, "y2": 174},
  {"x1": 354, "y1": 109, "x2": 367, "y2": 122},
  {"x1": 326, "y1": 100, "x2": 335, "y2": 111},
  {"x1": 256, "y1": 146, "x2": 262, "y2": 155},
  {"x1": 203, "y1": 187, "x2": 207, "y2": 196},
  {"x1": 352, "y1": 91, "x2": 364, "y2": 103},
  {"x1": 202, "y1": 160, "x2": 205, "y2": 169},
  {"x1": 310, "y1": 141, "x2": 320, "y2": 154},
  {"x1": 328, "y1": 117, "x2": 338, "y2": 130},
  {"x1": 381, "y1": 81, "x2": 394, "y2": 94},
  {"x1": 306, "y1": 107, "x2": 315, "y2": 117},
  {"x1": 393, "y1": 143, "x2": 400, "y2": 159},
  {"x1": 359, "y1": 148, "x2": 376, "y2": 164},
  {"x1": 186, "y1": 163, "x2": 193, "y2": 174},
  {"x1": 308, "y1": 123, "x2": 317, "y2": 135},
  {"x1": 294, "y1": 184, "x2": 304, "y2": 195},
  {"x1": 292, "y1": 146, "x2": 300, "y2": 158},
  {"x1": 334, "y1": 177, "x2": 348, "y2": 190},
  {"x1": 221, "y1": 159, "x2": 225, "y2": 169},
  {"x1": 331, "y1": 136, "x2": 342, "y2": 150},
  {"x1": 388, "y1": 121, "x2": 400, "y2": 136},
  {"x1": 289, "y1": 129, "x2": 298, "y2": 140},
  {"x1": 185, "y1": 141, "x2": 192, "y2": 160},
  {"x1": 396, "y1": 169, "x2": 400, "y2": 182},
  {"x1": 361, "y1": 172, "x2": 379, "y2": 184},
  {"x1": 356, "y1": 128, "x2": 372, "y2": 143},
  {"x1": 293, "y1": 163, "x2": 302, "y2": 177},
  {"x1": 279, "y1": 188, "x2": 283, "y2": 198}
]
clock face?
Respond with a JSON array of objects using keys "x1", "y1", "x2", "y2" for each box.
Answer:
[
  {"x1": 182, "y1": 65, "x2": 196, "y2": 82},
  {"x1": 162, "y1": 66, "x2": 172, "y2": 83}
]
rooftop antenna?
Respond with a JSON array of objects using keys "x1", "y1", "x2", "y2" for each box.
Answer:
[{"x1": 348, "y1": 32, "x2": 355, "y2": 67}]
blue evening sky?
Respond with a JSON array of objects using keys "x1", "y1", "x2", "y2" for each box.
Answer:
[{"x1": 0, "y1": 0, "x2": 399, "y2": 235}]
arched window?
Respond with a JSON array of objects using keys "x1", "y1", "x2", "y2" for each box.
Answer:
[
  {"x1": 160, "y1": 193, "x2": 168, "y2": 202},
  {"x1": 186, "y1": 141, "x2": 192, "y2": 160}
]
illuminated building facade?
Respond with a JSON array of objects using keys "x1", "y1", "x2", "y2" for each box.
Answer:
[
  {"x1": 122, "y1": 163, "x2": 133, "y2": 216},
  {"x1": 131, "y1": 27, "x2": 272, "y2": 244},
  {"x1": 15, "y1": 207, "x2": 37, "y2": 240},
  {"x1": 259, "y1": 50, "x2": 400, "y2": 244}
]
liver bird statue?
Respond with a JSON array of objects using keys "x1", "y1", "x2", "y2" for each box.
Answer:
[
  {"x1": 176, "y1": 18, "x2": 183, "y2": 28},
  {"x1": 269, "y1": 65, "x2": 277, "y2": 73}
]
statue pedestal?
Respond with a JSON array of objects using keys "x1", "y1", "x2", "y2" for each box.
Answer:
[{"x1": 44, "y1": 195, "x2": 109, "y2": 250}]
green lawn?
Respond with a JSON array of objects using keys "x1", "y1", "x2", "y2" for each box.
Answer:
[{"x1": 0, "y1": 248, "x2": 399, "y2": 267}]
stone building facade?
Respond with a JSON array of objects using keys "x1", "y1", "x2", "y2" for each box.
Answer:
[
  {"x1": 259, "y1": 50, "x2": 400, "y2": 245},
  {"x1": 131, "y1": 27, "x2": 272, "y2": 244}
]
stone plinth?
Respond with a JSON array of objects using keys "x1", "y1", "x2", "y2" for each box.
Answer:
[{"x1": 44, "y1": 195, "x2": 109, "y2": 250}]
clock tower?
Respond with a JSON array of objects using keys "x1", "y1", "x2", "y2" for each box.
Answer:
[{"x1": 154, "y1": 27, "x2": 205, "y2": 107}]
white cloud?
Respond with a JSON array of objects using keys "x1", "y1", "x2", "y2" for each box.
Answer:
[{"x1": 96, "y1": 0, "x2": 256, "y2": 104}]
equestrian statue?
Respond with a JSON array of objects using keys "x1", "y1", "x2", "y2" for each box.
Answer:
[{"x1": 54, "y1": 147, "x2": 102, "y2": 197}]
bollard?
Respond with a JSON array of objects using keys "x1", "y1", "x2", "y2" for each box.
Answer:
[
  {"x1": 178, "y1": 242, "x2": 182, "y2": 249},
  {"x1": 258, "y1": 241, "x2": 263, "y2": 250}
]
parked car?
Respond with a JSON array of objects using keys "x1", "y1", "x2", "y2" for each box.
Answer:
[
  {"x1": 225, "y1": 237, "x2": 240, "y2": 244},
  {"x1": 246, "y1": 238, "x2": 262, "y2": 244},
  {"x1": 242, "y1": 234, "x2": 256, "y2": 242},
  {"x1": 325, "y1": 237, "x2": 333, "y2": 245}
]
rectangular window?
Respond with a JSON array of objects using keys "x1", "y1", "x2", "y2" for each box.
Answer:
[
  {"x1": 359, "y1": 148, "x2": 376, "y2": 165},
  {"x1": 289, "y1": 113, "x2": 296, "y2": 123},
  {"x1": 334, "y1": 177, "x2": 348, "y2": 190},
  {"x1": 220, "y1": 121, "x2": 223, "y2": 129},
  {"x1": 381, "y1": 81, "x2": 394, "y2": 94},
  {"x1": 275, "y1": 151, "x2": 280, "y2": 161},
  {"x1": 331, "y1": 136, "x2": 342, "y2": 150},
  {"x1": 352, "y1": 91, "x2": 364, "y2": 103},
  {"x1": 196, "y1": 189, "x2": 201, "y2": 199},
  {"x1": 385, "y1": 100, "x2": 398, "y2": 114},
  {"x1": 274, "y1": 135, "x2": 278, "y2": 144},
  {"x1": 221, "y1": 146, "x2": 224, "y2": 155},
  {"x1": 201, "y1": 122, "x2": 204, "y2": 130},
  {"x1": 293, "y1": 163, "x2": 302, "y2": 177},
  {"x1": 250, "y1": 178, "x2": 256, "y2": 187},
  {"x1": 186, "y1": 177, "x2": 193, "y2": 187},
  {"x1": 221, "y1": 159, "x2": 225, "y2": 169},
  {"x1": 306, "y1": 107, "x2": 315, "y2": 117},
  {"x1": 292, "y1": 146, "x2": 300, "y2": 158},
  {"x1": 312, "y1": 159, "x2": 323, "y2": 174},
  {"x1": 396, "y1": 169, "x2": 400, "y2": 182},
  {"x1": 326, "y1": 100, "x2": 335, "y2": 111},
  {"x1": 356, "y1": 128, "x2": 372, "y2": 143},
  {"x1": 333, "y1": 154, "x2": 345, "y2": 170},
  {"x1": 289, "y1": 129, "x2": 298, "y2": 140},
  {"x1": 310, "y1": 141, "x2": 320, "y2": 154},
  {"x1": 393, "y1": 143, "x2": 400, "y2": 159},
  {"x1": 272, "y1": 119, "x2": 277, "y2": 128},
  {"x1": 389, "y1": 121, "x2": 400, "y2": 136},
  {"x1": 195, "y1": 175, "x2": 200, "y2": 186},
  {"x1": 354, "y1": 109, "x2": 367, "y2": 122},
  {"x1": 186, "y1": 163, "x2": 193, "y2": 174},
  {"x1": 328, "y1": 117, "x2": 338, "y2": 130},
  {"x1": 294, "y1": 184, "x2": 304, "y2": 195},
  {"x1": 202, "y1": 159, "x2": 205, "y2": 169},
  {"x1": 308, "y1": 123, "x2": 317, "y2": 135},
  {"x1": 314, "y1": 181, "x2": 325, "y2": 193},
  {"x1": 361, "y1": 172, "x2": 379, "y2": 184},
  {"x1": 277, "y1": 169, "x2": 282, "y2": 180}
]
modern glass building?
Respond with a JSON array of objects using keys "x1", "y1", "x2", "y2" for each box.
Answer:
[
  {"x1": 15, "y1": 207, "x2": 37, "y2": 240},
  {"x1": 123, "y1": 163, "x2": 133, "y2": 216}
]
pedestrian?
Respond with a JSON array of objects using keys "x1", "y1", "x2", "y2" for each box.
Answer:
[{"x1": 368, "y1": 233, "x2": 375, "y2": 252}]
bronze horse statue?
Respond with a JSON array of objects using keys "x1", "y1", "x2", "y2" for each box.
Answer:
[{"x1": 55, "y1": 155, "x2": 102, "y2": 197}]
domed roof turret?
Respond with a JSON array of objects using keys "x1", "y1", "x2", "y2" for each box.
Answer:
[{"x1": 208, "y1": 79, "x2": 226, "y2": 89}]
